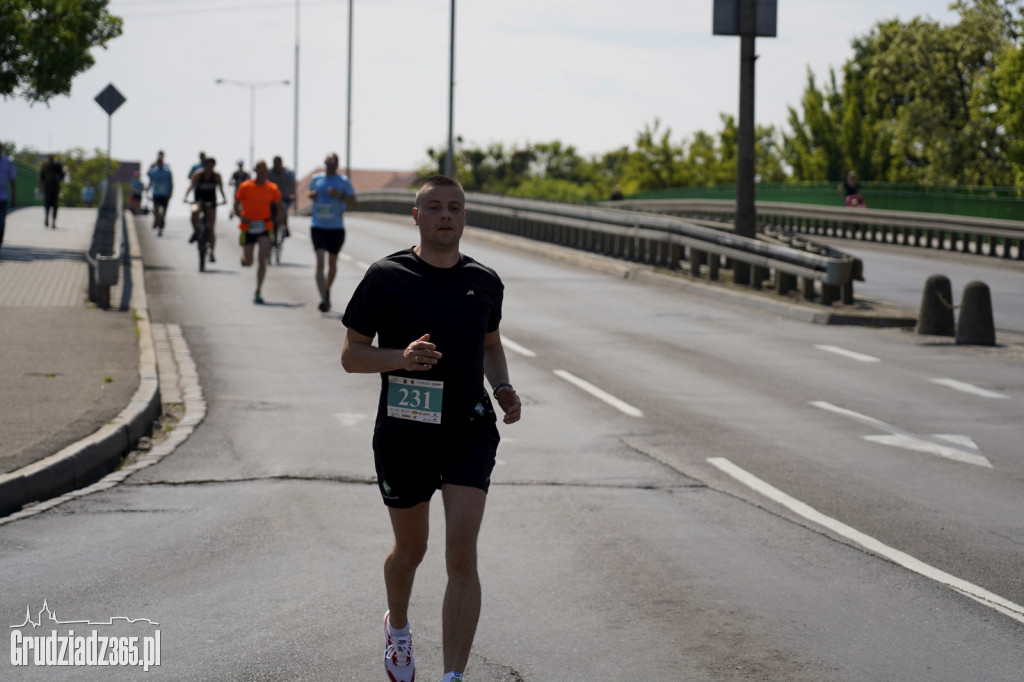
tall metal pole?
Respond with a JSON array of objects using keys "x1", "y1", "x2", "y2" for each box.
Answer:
[
  {"x1": 106, "y1": 114, "x2": 112, "y2": 181},
  {"x1": 345, "y1": 0, "x2": 353, "y2": 178},
  {"x1": 215, "y1": 79, "x2": 290, "y2": 170},
  {"x1": 733, "y1": 0, "x2": 757, "y2": 285},
  {"x1": 249, "y1": 85, "x2": 257, "y2": 171},
  {"x1": 294, "y1": 0, "x2": 300, "y2": 175},
  {"x1": 444, "y1": 0, "x2": 456, "y2": 178}
]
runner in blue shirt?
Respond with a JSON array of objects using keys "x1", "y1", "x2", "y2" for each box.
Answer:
[
  {"x1": 146, "y1": 154, "x2": 174, "y2": 235},
  {"x1": 308, "y1": 152, "x2": 357, "y2": 312}
]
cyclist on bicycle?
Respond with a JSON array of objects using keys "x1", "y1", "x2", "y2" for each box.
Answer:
[
  {"x1": 183, "y1": 156, "x2": 228, "y2": 262},
  {"x1": 235, "y1": 159, "x2": 282, "y2": 304}
]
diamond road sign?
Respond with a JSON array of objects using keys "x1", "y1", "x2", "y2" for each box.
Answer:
[{"x1": 94, "y1": 83, "x2": 126, "y2": 115}]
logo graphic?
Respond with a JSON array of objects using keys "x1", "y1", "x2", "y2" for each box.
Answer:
[
  {"x1": 10, "y1": 600, "x2": 160, "y2": 671},
  {"x1": 466, "y1": 289, "x2": 475, "y2": 295}
]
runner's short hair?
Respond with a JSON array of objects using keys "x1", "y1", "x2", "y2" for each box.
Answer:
[{"x1": 415, "y1": 175, "x2": 464, "y2": 208}]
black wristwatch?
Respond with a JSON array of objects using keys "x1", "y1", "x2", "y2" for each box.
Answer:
[{"x1": 492, "y1": 383, "x2": 513, "y2": 399}]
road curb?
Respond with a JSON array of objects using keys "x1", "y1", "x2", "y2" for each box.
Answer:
[{"x1": 0, "y1": 211, "x2": 161, "y2": 517}]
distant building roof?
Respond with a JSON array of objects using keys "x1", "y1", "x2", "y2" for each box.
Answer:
[{"x1": 295, "y1": 168, "x2": 419, "y2": 215}]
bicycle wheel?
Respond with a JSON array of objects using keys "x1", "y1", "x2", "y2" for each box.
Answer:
[{"x1": 197, "y1": 222, "x2": 207, "y2": 272}]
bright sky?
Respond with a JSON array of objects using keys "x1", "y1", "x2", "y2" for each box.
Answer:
[{"x1": 3, "y1": 0, "x2": 957, "y2": 183}]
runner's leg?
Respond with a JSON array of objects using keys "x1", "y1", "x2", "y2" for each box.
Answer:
[
  {"x1": 385, "y1": 501, "x2": 430, "y2": 629},
  {"x1": 441, "y1": 484, "x2": 487, "y2": 674},
  {"x1": 314, "y1": 248, "x2": 328, "y2": 300},
  {"x1": 256, "y1": 235, "x2": 269, "y2": 292}
]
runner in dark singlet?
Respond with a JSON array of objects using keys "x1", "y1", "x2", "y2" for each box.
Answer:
[{"x1": 183, "y1": 157, "x2": 228, "y2": 261}]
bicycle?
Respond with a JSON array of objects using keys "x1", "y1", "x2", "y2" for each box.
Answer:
[{"x1": 188, "y1": 200, "x2": 225, "y2": 272}]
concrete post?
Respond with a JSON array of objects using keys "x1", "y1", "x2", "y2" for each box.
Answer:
[
  {"x1": 956, "y1": 281, "x2": 997, "y2": 346},
  {"x1": 916, "y1": 274, "x2": 955, "y2": 336}
]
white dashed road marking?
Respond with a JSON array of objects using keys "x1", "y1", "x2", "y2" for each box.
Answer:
[
  {"x1": 553, "y1": 369, "x2": 644, "y2": 418},
  {"x1": 814, "y1": 344, "x2": 881, "y2": 363},
  {"x1": 929, "y1": 378, "x2": 1009, "y2": 400}
]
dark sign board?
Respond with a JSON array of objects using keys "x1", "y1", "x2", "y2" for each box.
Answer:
[
  {"x1": 713, "y1": 0, "x2": 777, "y2": 37},
  {"x1": 94, "y1": 83, "x2": 126, "y2": 116}
]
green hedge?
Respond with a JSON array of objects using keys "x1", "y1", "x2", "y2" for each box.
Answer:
[{"x1": 629, "y1": 182, "x2": 1024, "y2": 222}]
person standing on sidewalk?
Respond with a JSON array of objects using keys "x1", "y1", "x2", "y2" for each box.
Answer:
[
  {"x1": 0, "y1": 143, "x2": 17, "y2": 252},
  {"x1": 38, "y1": 154, "x2": 65, "y2": 229},
  {"x1": 308, "y1": 152, "x2": 356, "y2": 312},
  {"x1": 341, "y1": 175, "x2": 522, "y2": 682},
  {"x1": 147, "y1": 153, "x2": 173, "y2": 235},
  {"x1": 234, "y1": 159, "x2": 282, "y2": 304}
]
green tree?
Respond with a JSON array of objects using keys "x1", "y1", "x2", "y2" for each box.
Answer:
[
  {"x1": 1, "y1": 1, "x2": 123, "y2": 103},
  {"x1": 784, "y1": 0, "x2": 1023, "y2": 186}
]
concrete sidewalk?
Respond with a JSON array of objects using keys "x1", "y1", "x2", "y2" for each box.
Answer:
[{"x1": 0, "y1": 206, "x2": 160, "y2": 516}]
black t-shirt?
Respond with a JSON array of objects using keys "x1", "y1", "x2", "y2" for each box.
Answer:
[{"x1": 342, "y1": 248, "x2": 504, "y2": 429}]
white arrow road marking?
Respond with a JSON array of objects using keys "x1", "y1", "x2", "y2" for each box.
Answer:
[
  {"x1": 814, "y1": 345, "x2": 881, "y2": 363},
  {"x1": 553, "y1": 369, "x2": 644, "y2": 418},
  {"x1": 930, "y1": 378, "x2": 1009, "y2": 400},
  {"x1": 810, "y1": 401, "x2": 992, "y2": 468},
  {"x1": 500, "y1": 336, "x2": 537, "y2": 358},
  {"x1": 707, "y1": 457, "x2": 1024, "y2": 625}
]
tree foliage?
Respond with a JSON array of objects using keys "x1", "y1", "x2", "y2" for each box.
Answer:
[
  {"x1": 784, "y1": 0, "x2": 1024, "y2": 186},
  {"x1": 1, "y1": 0, "x2": 123, "y2": 104},
  {"x1": 3, "y1": 142, "x2": 119, "y2": 206},
  {"x1": 418, "y1": 1, "x2": 1024, "y2": 199}
]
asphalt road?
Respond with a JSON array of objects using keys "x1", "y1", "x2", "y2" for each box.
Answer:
[{"x1": 2, "y1": 211, "x2": 1022, "y2": 680}]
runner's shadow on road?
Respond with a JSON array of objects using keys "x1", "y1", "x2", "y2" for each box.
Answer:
[
  {"x1": 265, "y1": 262, "x2": 311, "y2": 270},
  {"x1": 257, "y1": 301, "x2": 306, "y2": 308},
  {"x1": 0, "y1": 246, "x2": 84, "y2": 263}
]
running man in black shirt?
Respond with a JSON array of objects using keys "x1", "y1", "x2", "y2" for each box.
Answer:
[{"x1": 341, "y1": 175, "x2": 521, "y2": 682}]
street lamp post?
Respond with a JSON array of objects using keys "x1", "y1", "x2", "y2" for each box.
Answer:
[
  {"x1": 445, "y1": 0, "x2": 456, "y2": 178},
  {"x1": 214, "y1": 78, "x2": 291, "y2": 170}
]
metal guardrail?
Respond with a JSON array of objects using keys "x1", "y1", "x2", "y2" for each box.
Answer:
[
  {"x1": 354, "y1": 190, "x2": 860, "y2": 305},
  {"x1": 85, "y1": 180, "x2": 123, "y2": 309},
  {"x1": 611, "y1": 199, "x2": 1024, "y2": 261}
]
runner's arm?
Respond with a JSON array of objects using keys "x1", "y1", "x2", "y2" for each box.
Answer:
[
  {"x1": 483, "y1": 330, "x2": 521, "y2": 424},
  {"x1": 181, "y1": 171, "x2": 198, "y2": 202},
  {"x1": 342, "y1": 329, "x2": 440, "y2": 374}
]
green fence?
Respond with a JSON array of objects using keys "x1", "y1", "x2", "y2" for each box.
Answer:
[
  {"x1": 12, "y1": 160, "x2": 42, "y2": 208},
  {"x1": 629, "y1": 182, "x2": 1024, "y2": 222}
]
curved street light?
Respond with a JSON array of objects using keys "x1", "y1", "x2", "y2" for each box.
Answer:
[{"x1": 214, "y1": 78, "x2": 291, "y2": 170}]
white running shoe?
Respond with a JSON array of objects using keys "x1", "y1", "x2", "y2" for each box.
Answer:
[{"x1": 384, "y1": 611, "x2": 415, "y2": 682}]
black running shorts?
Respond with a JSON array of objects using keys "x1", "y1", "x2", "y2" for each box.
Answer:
[
  {"x1": 372, "y1": 420, "x2": 499, "y2": 509},
  {"x1": 243, "y1": 230, "x2": 269, "y2": 246},
  {"x1": 311, "y1": 227, "x2": 345, "y2": 254}
]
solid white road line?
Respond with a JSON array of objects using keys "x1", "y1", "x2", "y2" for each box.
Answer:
[
  {"x1": 814, "y1": 344, "x2": 881, "y2": 363},
  {"x1": 552, "y1": 369, "x2": 644, "y2": 418},
  {"x1": 810, "y1": 401, "x2": 992, "y2": 468},
  {"x1": 930, "y1": 378, "x2": 1009, "y2": 400},
  {"x1": 500, "y1": 336, "x2": 538, "y2": 358},
  {"x1": 707, "y1": 457, "x2": 1024, "y2": 626}
]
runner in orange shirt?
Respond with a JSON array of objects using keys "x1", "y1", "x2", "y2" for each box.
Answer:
[{"x1": 234, "y1": 159, "x2": 282, "y2": 304}]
